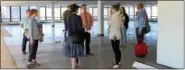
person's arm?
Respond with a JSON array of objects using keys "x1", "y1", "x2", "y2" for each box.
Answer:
[
  {"x1": 28, "y1": 18, "x2": 34, "y2": 44},
  {"x1": 88, "y1": 13, "x2": 93, "y2": 30},
  {"x1": 20, "y1": 19, "x2": 24, "y2": 29}
]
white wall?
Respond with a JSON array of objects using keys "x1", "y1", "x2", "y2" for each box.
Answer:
[{"x1": 157, "y1": 1, "x2": 184, "y2": 68}]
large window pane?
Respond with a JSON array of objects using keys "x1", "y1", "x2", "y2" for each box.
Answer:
[
  {"x1": 54, "y1": 7, "x2": 60, "y2": 20},
  {"x1": 46, "y1": 7, "x2": 51, "y2": 20},
  {"x1": 61, "y1": 7, "x2": 67, "y2": 18},
  {"x1": 30, "y1": 6, "x2": 37, "y2": 9},
  {"x1": 129, "y1": 7, "x2": 134, "y2": 18},
  {"x1": 152, "y1": 6, "x2": 157, "y2": 19},
  {"x1": 11, "y1": 6, "x2": 20, "y2": 21},
  {"x1": 2, "y1": 6, "x2": 10, "y2": 22},
  {"x1": 104, "y1": 8, "x2": 109, "y2": 19},
  {"x1": 21, "y1": 6, "x2": 28, "y2": 18},
  {"x1": 145, "y1": 6, "x2": 151, "y2": 19},
  {"x1": 89, "y1": 8, "x2": 93, "y2": 15},
  {"x1": 93, "y1": 8, "x2": 97, "y2": 17},
  {"x1": 125, "y1": 7, "x2": 129, "y2": 14},
  {"x1": 40, "y1": 7, "x2": 46, "y2": 20}
]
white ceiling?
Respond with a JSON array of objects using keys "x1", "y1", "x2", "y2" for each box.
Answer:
[{"x1": 1, "y1": 1, "x2": 157, "y2": 6}]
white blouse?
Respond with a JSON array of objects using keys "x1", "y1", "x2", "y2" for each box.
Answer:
[{"x1": 108, "y1": 11, "x2": 123, "y2": 40}]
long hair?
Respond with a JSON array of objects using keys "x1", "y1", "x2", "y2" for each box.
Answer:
[{"x1": 120, "y1": 7, "x2": 126, "y2": 18}]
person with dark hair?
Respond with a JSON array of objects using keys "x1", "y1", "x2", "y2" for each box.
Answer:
[
  {"x1": 63, "y1": 4, "x2": 72, "y2": 38},
  {"x1": 119, "y1": 7, "x2": 129, "y2": 47},
  {"x1": 63, "y1": 4, "x2": 84, "y2": 69},
  {"x1": 26, "y1": 9, "x2": 43, "y2": 68},
  {"x1": 108, "y1": 4, "x2": 123, "y2": 68},
  {"x1": 20, "y1": 9, "x2": 31, "y2": 55},
  {"x1": 80, "y1": 4, "x2": 93, "y2": 55}
]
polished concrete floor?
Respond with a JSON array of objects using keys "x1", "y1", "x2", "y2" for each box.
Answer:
[{"x1": 1, "y1": 20, "x2": 161, "y2": 69}]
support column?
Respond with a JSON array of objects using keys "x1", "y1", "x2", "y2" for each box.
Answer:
[
  {"x1": 51, "y1": 2, "x2": 55, "y2": 27},
  {"x1": 157, "y1": 1, "x2": 184, "y2": 68},
  {"x1": 97, "y1": 1, "x2": 104, "y2": 36}
]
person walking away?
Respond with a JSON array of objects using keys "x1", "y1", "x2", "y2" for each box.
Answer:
[
  {"x1": 26, "y1": 9, "x2": 42, "y2": 68},
  {"x1": 119, "y1": 7, "x2": 129, "y2": 48},
  {"x1": 108, "y1": 4, "x2": 123, "y2": 68},
  {"x1": 80, "y1": 4, "x2": 93, "y2": 55},
  {"x1": 64, "y1": 4, "x2": 85, "y2": 69},
  {"x1": 20, "y1": 9, "x2": 31, "y2": 54},
  {"x1": 63, "y1": 5, "x2": 72, "y2": 38},
  {"x1": 135, "y1": 2, "x2": 150, "y2": 44}
]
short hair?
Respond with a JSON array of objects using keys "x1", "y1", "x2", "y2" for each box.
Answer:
[
  {"x1": 81, "y1": 4, "x2": 86, "y2": 7},
  {"x1": 26, "y1": 9, "x2": 31, "y2": 12},
  {"x1": 71, "y1": 4, "x2": 80, "y2": 12},
  {"x1": 111, "y1": 4, "x2": 120, "y2": 11},
  {"x1": 30, "y1": 9, "x2": 38, "y2": 15}
]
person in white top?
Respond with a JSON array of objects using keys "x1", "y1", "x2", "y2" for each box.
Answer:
[{"x1": 108, "y1": 4, "x2": 123, "y2": 68}]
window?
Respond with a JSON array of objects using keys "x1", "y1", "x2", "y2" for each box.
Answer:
[
  {"x1": 145, "y1": 6, "x2": 151, "y2": 19},
  {"x1": 46, "y1": 7, "x2": 51, "y2": 20},
  {"x1": 11, "y1": 6, "x2": 20, "y2": 21},
  {"x1": 152, "y1": 6, "x2": 157, "y2": 19},
  {"x1": 129, "y1": 7, "x2": 134, "y2": 18},
  {"x1": 54, "y1": 7, "x2": 60, "y2": 20},
  {"x1": 39, "y1": 7, "x2": 46, "y2": 20},
  {"x1": 104, "y1": 8, "x2": 109, "y2": 19},
  {"x1": 2, "y1": 6, "x2": 10, "y2": 22},
  {"x1": 77, "y1": 8, "x2": 81, "y2": 15},
  {"x1": 89, "y1": 8, "x2": 93, "y2": 15},
  {"x1": 61, "y1": 7, "x2": 67, "y2": 18},
  {"x1": 30, "y1": 6, "x2": 37, "y2": 9},
  {"x1": 21, "y1": 6, "x2": 28, "y2": 18},
  {"x1": 93, "y1": 8, "x2": 98, "y2": 17},
  {"x1": 125, "y1": 7, "x2": 129, "y2": 14}
]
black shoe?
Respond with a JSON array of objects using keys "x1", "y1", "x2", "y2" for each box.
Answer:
[
  {"x1": 27, "y1": 64, "x2": 34, "y2": 69},
  {"x1": 22, "y1": 52, "x2": 27, "y2": 55},
  {"x1": 86, "y1": 52, "x2": 94, "y2": 56}
]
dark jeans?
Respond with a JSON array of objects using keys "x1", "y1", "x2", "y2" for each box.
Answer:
[
  {"x1": 22, "y1": 34, "x2": 28, "y2": 52},
  {"x1": 111, "y1": 40, "x2": 121, "y2": 65},
  {"x1": 28, "y1": 40, "x2": 39, "y2": 62},
  {"x1": 136, "y1": 27, "x2": 147, "y2": 44},
  {"x1": 83, "y1": 32, "x2": 91, "y2": 54}
]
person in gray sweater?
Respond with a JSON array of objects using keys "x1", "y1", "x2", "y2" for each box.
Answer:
[{"x1": 26, "y1": 9, "x2": 42, "y2": 68}]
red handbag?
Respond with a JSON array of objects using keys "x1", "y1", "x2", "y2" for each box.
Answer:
[{"x1": 134, "y1": 42, "x2": 148, "y2": 57}]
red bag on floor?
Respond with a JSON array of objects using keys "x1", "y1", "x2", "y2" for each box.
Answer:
[{"x1": 134, "y1": 42, "x2": 148, "y2": 57}]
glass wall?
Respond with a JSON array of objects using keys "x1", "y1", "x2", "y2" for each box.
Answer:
[
  {"x1": 46, "y1": 7, "x2": 51, "y2": 20},
  {"x1": 11, "y1": 6, "x2": 20, "y2": 21},
  {"x1": 2, "y1": 6, "x2": 10, "y2": 22},
  {"x1": 1, "y1": 5, "x2": 157, "y2": 23},
  {"x1": 54, "y1": 7, "x2": 60, "y2": 20},
  {"x1": 21, "y1": 6, "x2": 28, "y2": 19},
  {"x1": 39, "y1": 7, "x2": 46, "y2": 20}
]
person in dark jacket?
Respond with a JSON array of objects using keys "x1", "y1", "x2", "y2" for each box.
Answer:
[
  {"x1": 63, "y1": 4, "x2": 84, "y2": 69},
  {"x1": 120, "y1": 7, "x2": 129, "y2": 47}
]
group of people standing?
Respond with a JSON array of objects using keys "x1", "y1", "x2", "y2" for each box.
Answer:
[
  {"x1": 108, "y1": 2, "x2": 149, "y2": 68},
  {"x1": 20, "y1": 2, "x2": 149, "y2": 69}
]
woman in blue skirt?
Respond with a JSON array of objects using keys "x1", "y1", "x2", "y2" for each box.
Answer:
[{"x1": 63, "y1": 4, "x2": 85, "y2": 69}]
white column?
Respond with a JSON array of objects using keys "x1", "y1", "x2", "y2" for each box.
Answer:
[
  {"x1": 157, "y1": 1, "x2": 184, "y2": 68},
  {"x1": 97, "y1": 1, "x2": 104, "y2": 36},
  {"x1": 51, "y1": 2, "x2": 55, "y2": 27}
]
